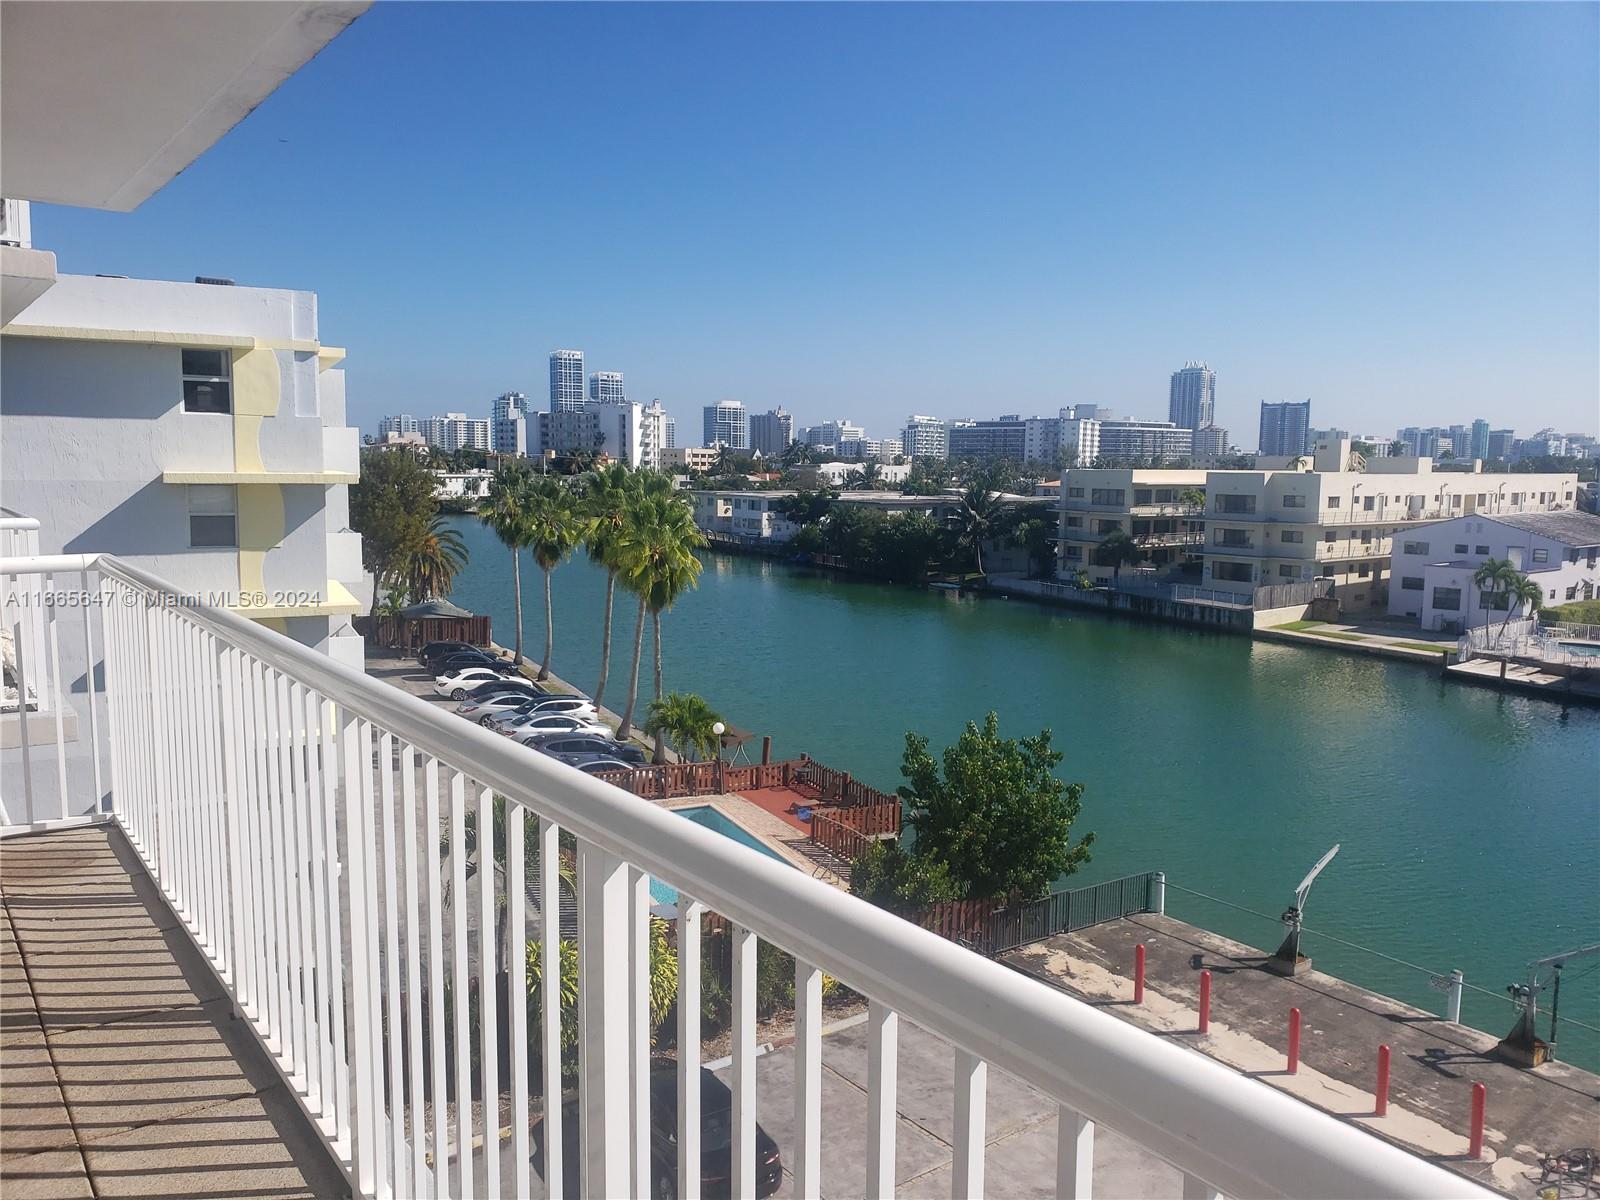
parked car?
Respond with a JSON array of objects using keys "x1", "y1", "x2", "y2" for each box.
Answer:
[
  {"x1": 434, "y1": 666, "x2": 522, "y2": 700},
  {"x1": 508, "y1": 714, "x2": 612, "y2": 742},
  {"x1": 488, "y1": 698, "x2": 599, "y2": 733},
  {"x1": 574, "y1": 755, "x2": 638, "y2": 776},
  {"x1": 460, "y1": 677, "x2": 544, "y2": 702},
  {"x1": 522, "y1": 734, "x2": 648, "y2": 766},
  {"x1": 531, "y1": 1069, "x2": 783, "y2": 1199},
  {"x1": 433, "y1": 651, "x2": 506, "y2": 675},
  {"x1": 455, "y1": 690, "x2": 554, "y2": 721},
  {"x1": 418, "y1": 640, "x2": 479, "y2": 670}
]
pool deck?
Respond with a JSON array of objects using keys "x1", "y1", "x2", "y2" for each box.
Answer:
[
  {"x1": 1446, "y1": 656, "x2": 1600, "y2": 703},
  {"x1": 662, "y1": 794, "x2": 848, "y2": 887},
  {"x1": 1004, "y1": 912, "x2": 1600, "y2": 1199}
]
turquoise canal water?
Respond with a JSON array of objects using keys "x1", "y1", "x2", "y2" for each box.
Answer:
[{"x1": 442, "y1": 517, "x2": 1600, "y2": 1068}]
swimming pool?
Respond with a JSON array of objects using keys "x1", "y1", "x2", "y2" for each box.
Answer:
[
  {"x1": 1560, "y1": 641, "x2": 1600, "y2": 658},
  {"x1": 649, "y1": 805, "x2": 789, "y2": 905}
]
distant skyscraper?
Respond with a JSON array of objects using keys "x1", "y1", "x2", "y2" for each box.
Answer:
[
  {"x1": 492, "y1": 391, "x2": 532, "y2": 422},
  {"x1": 588, "y1": 371, "x2": 625, "y2": 404},
  {"x1": 702, "y1": 400, "x2": 749, "y2": 449},
  {"x1": 749, "y1": 407, "x2": 794, "y2": 456},
  {"x1": 638, "y1": 400, "x2": 671, "y2": 470},
  {"x1": 378, "y1": 414, "x2": 418, "y2": 437},
  {"x1": 664, "y1": 415, "x2": 677, "y2": 449},
  {"x1": 1192, "y1": 425, "x2": 1229, "y2": 457},
  {"x1": 1488, "y1": 429, "x2": 1515, "y2": 461},
  {"x1": 1469, "y1": 419, "x2": 1491, "y2": 462},
  {"x1": 902, "y1": 414, "x2": 948, "y2": 458},
  {"x1": 1258, "y1": 401, "x2": 1312, "y2": 457},
  {"x1": 1168, "y1": 362, "x2": 1215, "y2": 431},
  {"x1": 549, "y1": 350, "x2": 585, "y2": 413}
]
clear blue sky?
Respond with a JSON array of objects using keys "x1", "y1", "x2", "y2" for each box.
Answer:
[{"x1": 33, "y1": 2, "x2": 1600, "y2": 441}]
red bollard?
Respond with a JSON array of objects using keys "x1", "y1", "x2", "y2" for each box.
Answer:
[
  {"x1": 1134, "y1": 943, "x2": 1146, "y2": 1005},
  {"x1": 1469, "y1": 1082, "x2": 1486, "y2": 1159},
  {"x1": 1287, "y1": 1007, "x2": 1302, "y2": 1074},
  {"x1": 1198, "y1": 969, "x2": 1212, "y2": 1033},
  {"x1": 1375, "y1": 1045, "x2": 1390, "y2": 1116}
]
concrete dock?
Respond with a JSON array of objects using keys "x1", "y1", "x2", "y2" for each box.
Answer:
[{"x1": 1005, "y1": 913, "x2": 1600, "y2": 1199}]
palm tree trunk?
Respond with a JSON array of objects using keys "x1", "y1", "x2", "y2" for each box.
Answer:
[
  {"x1": 651, "y1": 608, "x2": 666, "y2": 764},
  {"x1": 594, "y1": 570, "x2": 615, "y2": 707},
  {"x1": 974, "y1": 537, "x2": 984, "y2": 576},
  {"x1": 616, "y1": 597, "x2": 647, "y2": 740},
  {"x1": 510, "y1": 550, "x2": 524, "y2": 665},
  {"x1": 539, "y1": 565, "x2": 554, "y2": 681}
]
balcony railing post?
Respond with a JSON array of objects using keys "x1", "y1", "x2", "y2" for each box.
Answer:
[
  {"x1": 578, "y1": 841, "x2": 633, "y2": 1199},
  {"x1": 794, "y1": 958, "x2": 822, "y2": 1200},
  {"x1": 1057, "y1": 1106, "x2": 1094, "y2": 1199},
  {"x1": 867, "y1": 1001, "x2": 899, "y2": 1196},
  {"x1": 677, "y1": 899, "x2": 703, "y2": 1200}
]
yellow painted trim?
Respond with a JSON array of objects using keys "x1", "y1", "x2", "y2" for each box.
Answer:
[
  {"x1": 232, "y1": 579, "x2": 363, "y2": 620},
  {"x1": 230, "y1": 347, "x2": 281, "y2": 474},
  {"x1": 0, "y1": 324, "x2": 327, "y2": 355},
  {"x1": 164, "y1": 470, "x2": 358, "y2": 485},
  {"x1": 317, "y1": 346, "x2": 347, "y2": 370},
  {"x1": 236, "y1": 484, "x2": 285, "y2": 601}
]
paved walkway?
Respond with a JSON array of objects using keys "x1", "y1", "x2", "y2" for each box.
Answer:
[
  {"x1": 1005, "y1": 914, "x2": 1600, "y2": 1199},
  {"x1": 0, "y1": 825, "x2": 347, "y2": 1199}
]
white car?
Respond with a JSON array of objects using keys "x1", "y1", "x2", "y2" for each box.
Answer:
[
  {"x1": 509, "y1": 714, "x2": 612, "y2": 743},
  {"x1": 456, "y1": 691, "x2": 550, "y2": 721},
  {"x1": 434, "y1": 666, "x2": 518, "y2": 700},
  {"x1": 490, "y1": 698, "x2": 600, "y2": 735}
]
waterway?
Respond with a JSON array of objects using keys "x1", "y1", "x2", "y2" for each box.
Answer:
[{"x1": 442, "y1": 516, "x2": 1600, "y2": 1068}]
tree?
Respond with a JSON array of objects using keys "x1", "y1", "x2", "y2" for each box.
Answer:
[
  {"x1": 583, "y1": 463, "x2": 635, "y2": 708},
  {"x1": 1472, "y1": 556, "x2": 1519, "y2": 635},
  {"x1": 482, "y1": 467, "x2": 532, "y2": 664},
  {"x1": 1501, "y1": 572, "x2": 1545, "y2": 636},
  {"x1": 775, "y1": 490, "x2": 834, "y2": 526},
  {"x1": 849, "y1": 840, "x2": 960, "y2": 918},
  {"x1": 350, "y1": 449, "x2": 438, "y2": 617},
  {"x1": 898, "y1": 712, "x2": 1093, "y2": 903},
  {"x1": 1177, "y1": 488, "x2": 1206, "y2": 510},
  {"x1": 950, "y1": 477, "x2": 1009, "y2": 575},
  {"x1": 845, "y1": 460, "x2": 883, "y2": 490},
  {"x1": 644, "y1": 691, "x2": 723, "y2": 762},
  {"x1": 615, "y1": 493, "x2": 705, "y2": 740},
  {"x1": 400, "y1": 513, "x2": 468, "y2": 602},
  {"x1": 903, "y1": 457, "x2": 952, "y2": 496},
  {"x1": 1094, "y1": 528, "x2": 1143, "y2": 585},
  {"x1": 1010, "y1": 514, "x2": 1056, "y2": 579},
  {"x1": 524, "y1": 476, "x2": 586, "y2": 682}
]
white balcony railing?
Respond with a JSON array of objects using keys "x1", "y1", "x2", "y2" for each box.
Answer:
[{"x1": 0, "y1": 549, "x2": 1489, "y2": 1200}]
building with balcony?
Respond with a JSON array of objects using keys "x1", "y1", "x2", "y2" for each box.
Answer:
[
  {"x1": 1168, "y1": 361, "x2": 1215, "y2": 431},
  {"x1": 702, "y1": 399, "x2": 749, "y2": 449},
  {"x1": 902, "y1": 412, "x2": 949, "y2": 458},
  {"x1": 948, "y1": 415, "x2": 1027, "y2": 462},
  {"x1": 1094, "y1": 418, "x2": 1193, "y2": 464},
  {"x1": 639, "y1": 398, "x2": 672, "y2": 469},
  {"x1": 588, "y1": 370, "x2": 625, "y2": 403},
  {"x1": 1, "y1": 270, "x2": 368, "y2": 668},
  {"x1": 1387, "y1": 510, "x2": 1600, "y2": 631},
  {"x1": 1258, "y1": 400, "x2": 1312, "y2": 456},
  {"x1": 1199, "y1": 439, "x2": 1578, "y2": 608},
  {"x1": 689, "y1": 490, "x2": 802, "y2": 542},
  {"x1": 421, "y1": 412, "x2": 492, "y2": 452},
  {"x1": 1056, "y1": 468, "x2": 1210, "y2": 584},
  {"x1": 749, "y1": 406, "x2": 794, "y2": 456},
  {"x1": 379, "y1": 413, "x2": 418, "y2": 437},
  {"x1": 662, "y1": 445, "x2": 721, "y2": 472},
  {"x1": 549, "y1": 348, "x2": 585, "y2": 412}
]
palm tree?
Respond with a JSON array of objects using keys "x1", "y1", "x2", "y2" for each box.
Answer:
[
  {"x1": 643, "y1": 692, "x2": 723, "y2": 761},
  {"x1": 950, "y1": 479, "x2": 1008, "y2": 576},
  {"x1": 583, "y1": 463, "x2": 636, "y2": 708},
  {"x1": 482, "y1": 468, "x2": 532, "y2": 664},
  {"x1": 1094, "y1": 529, "x2": 1144, "y2": 586},
  {"x1": 401, "y1": 514, "x2": 468, "y2": 601},
  {"x1": 524, "y1": 477, "x2": 586, "y2": 682},
  {"x1": 1501, "y1": 572, "x2": 1545, "y2": 637},
  {"x1": 1472, "y1": 556, "x2": 1519, "y2": 636},
  {"x1": 615, "y1": 493, "x2": 706, "y2": 743}
]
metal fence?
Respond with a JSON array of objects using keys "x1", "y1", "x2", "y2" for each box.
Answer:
[{"x1": 983, "y1": 872, "x2": 1161, "y2": 956}]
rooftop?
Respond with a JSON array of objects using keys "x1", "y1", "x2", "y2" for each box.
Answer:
[{"x1": 1479, "y1": 509, "x2": 1600, "y2": 547}]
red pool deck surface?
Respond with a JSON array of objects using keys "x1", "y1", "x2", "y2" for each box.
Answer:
[{"x1": 735, "y1": 785, "x2": 818, "y2": 833}]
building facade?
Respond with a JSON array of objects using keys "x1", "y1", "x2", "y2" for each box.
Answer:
[
  {"x1": 702, "y1": 400, "x2": 749, "y2": 449},
  {"x1": 1056, "y1": 469, "x2": 1208, "y2": 585},
  {"x1": 1192, "y1": 425, "x2": 1229, "y2": 457},
  {"x1": 1096, "y1": 419, "x2": 1193, "y2": 463},
  {"x1": 661, "y1": 446, "x2": 720, "y2": 473},
  {"x1": 902, "y1": 413, "x2": 949, "y2": 459},
  {"x1": 1258, "y1": 400, "x2": 1312, "y2": 457},
  {"x1": 1, "y1": 272, "x2": 367, "y2": 668},
  {"x1": 1387, "y1": 511, "x2": 1600, "y2": 631},
  {"x1": 749, "y1": 407, "x2": 794, "y2": 457},
  {"x1": 638, "y1": 399, "x2": 671, "y2": 470},
  {"x1": 1168, "y1": 362, "x2": 1216, "y2": 431},
  {"x1": 548, "y1": 349, "x2": 585, "y2": 413},
  {"x1": 491, "y1": 391, "x2": 533, "y2": 455},
  {"x1": 587, "y1": 400, "x2": 643, "y2": 468},
  {"x1": 689, "y1": 490, "x2": 802, "y2": 543},
  {"x1": 420, "y1": 412, "x2": 491, "y2": 452},
  {"x1": 379, "y1": 413, "x2": 418, "y2": 437},
  {"x1": 588, "y1": 371, "x2": 624, "y2": 404},
  {"x1": 948, "y1": 416, "x2": 1027, "y2": 462}
]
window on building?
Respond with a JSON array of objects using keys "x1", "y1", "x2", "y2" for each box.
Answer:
[
  {"x1": 1213, "y1": 561, "x2": 1253, "y2": 582},
  {"x1": 1090, "y1": 488, "x2": 1126, "y2": 506},
  {"x1": 1324, "y1": 531, "x2": 1336, "y2": 544},
  {"x1": 1063, "y1": 546, "x2": 1081, "y2": 561},
  {"x1": 1403, "y1": 541, "x2": 1429, "y2": 555},
  {"x1": 1401, "y1": 576, "x2": 1424, "y2": 591},
  {"x1": 1454, "y1": 543, "x2": 1468, "y2": 554},
  {"x1": 1216, "y1": 529, "x2": 1251, "y2": 548},
  {"x1": 1326, "y1": 497, "x2": 1342, "y2": 508},
  {"x1": 1432, "y1": 586, "x2": 1462, "y2": 611},
  {"x1": 1479, "y1": 590, "x2": 1510, "y2": 611},
  {"x1": 1215, "y1": 494, "x2": 1255, "y2": 514},
  {"x1": 1531, "y1": 548, "x2": 1548, "y2": 564},
  {"x1": 1568, "y1": 585, "x2": 1579, "y2": 601},
  {"x1": 1067, "y1": 487, "x2": 1084, "y2": 498},
  {"x1": 1065, "y1": 516, "x2": 1082, "y2": 528},
  {"x1": 1277, "y1": 565, "x2": 1296, "y2": 577},
  {"x1": 181, "y1": 349, "x2": 232, "y2": 414},
  {"x1": 1357, "y1": 563, "x2": 1370, "y2": 577},
  {"x1": 187, "y1": 485, "x2": 237, "y2": 548},
  {"x1": 1281, "y1": 530, "x2": 1304, "y2": 544},
  {"x1": 1474, "y1": 545, "x2": 1489, "y2": 555},
  {"x1": 1095, "y1": 519, "x2": 1120, "y2": 535},
  {"x1": 1281, "y1": 494, "x2": 1306, "y2": 508},
  {"x1": 1133, "y1": 489, "x2": 1152, "y2": 506}
]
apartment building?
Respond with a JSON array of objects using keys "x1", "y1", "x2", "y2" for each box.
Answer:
[
  {"x1": 948, "y1": 416, "x2": 1027, "y2": 461},
  {"x1": 749, "y1": 406, "x2": 794, "y2": 456},
  {"x1": 1056, "y1": 468, "x2": 1209, "y2": 584},
  {"x1": 1200, "y1": 440, "x2": 1578, "y2": 608},
  {"x1": 378, "y1": 413, "x2": 418, "y2": 437},
  {"x1": 588, "y1": 370, "x2": 624, "y2": 403},
  {"x1": 1387, "y1": 511, "x2": 1600, "y2": 631},
  {"x1": 639, "y1": 399, "x2": 671, "y2": 469},
  {"x1": 661, "y1": 445, "x2": 720, "y2": 472},
  {"x1": 903, "y1": 413, "x2": 949, "y2": 458},
  {"x1": 1096, "y1": 418, "x2": 1193, "y2": 463},
  {"x1": 548, "y1": 348, "x2": 585, "y2": 412},
  {"x1": 420, "y1": 412, "x2": 491, "y2": 452},
  {"x1": 689, "y1": 490, "x2": 801, "y2": 542},
  {"x1": 1, "y1": 267, "x2": 367, "y2": 667},
  {"x1": 702, "y1": 399, "x2": 748, "y2": 449}
]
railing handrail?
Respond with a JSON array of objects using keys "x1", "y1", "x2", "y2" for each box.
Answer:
[{"x1": 10, "y1": 551, "x2": 1489, "y2": 1200}]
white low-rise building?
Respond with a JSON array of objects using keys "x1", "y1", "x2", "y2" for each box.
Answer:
[
  {"x1": 1387, "y1": 511, "x2": 1600, "y2": 631},
  {"x1": 434, "y1": 469, "x2": 494, "y2": 502},
  {"x1": 689, "y1": 490, "x2": 800, "y2": 542},
  {"x1": 2, "y1": 269, "x2": 368, "y2": 668}
]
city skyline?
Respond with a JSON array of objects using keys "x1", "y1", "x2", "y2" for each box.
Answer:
[{"x1": 34, "y1": 4, "x2": 1596, "y2": 438}]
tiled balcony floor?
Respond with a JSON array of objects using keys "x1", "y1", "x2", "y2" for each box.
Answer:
[{"x1": 0, "y1": 825, "x2": 348, "y2": 1200}]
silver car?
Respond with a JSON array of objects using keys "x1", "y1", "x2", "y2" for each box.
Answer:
[{"x1": 488, "y1": 697, "x2": 599, "y2": 734}]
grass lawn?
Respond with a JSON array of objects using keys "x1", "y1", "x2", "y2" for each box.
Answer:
[
  {"x1": 1273, "y1": 620, "x2": 1327, "y2": 631},
  {"x1": 1391, "y1": 641, "x2": 1451, "y2": 655},
  {"x1": 1270, "y1": 621, "x2": 1367, "y2": 642}
]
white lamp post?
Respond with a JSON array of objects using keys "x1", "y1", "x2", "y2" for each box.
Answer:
[{"x1": 711, "y1": 721, "x2": 726, "y2": 762}]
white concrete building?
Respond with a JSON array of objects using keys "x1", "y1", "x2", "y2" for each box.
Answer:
[
  {"x1": 587, "y1": 399, "x2": 643, "y2": 468},
  {"x1": 1387, "y1": 511, "x2": 1600, "y2": 631},
  {"x1": 702, "y1": 399, "x2": 748, "y2": 449},
  {"x1": 378, "y1": 413, "x2": 418, "y2": 437},
  {"x1": 689, "y1": 490, "x2": 801, "y2": 543},
  {"x1": 548, "y1": 348, "x2": 585, "y2": 412},
  {"x1": 795, "y1": 460, "x2": 913, "y2": 488},
  {"x1": 1057, "y1": 469, "x2": 1209, "y2": 584},
  {"x1": 433, "y1": 470, "x2": 494, "y2": 503},
  {"x1": 1, "y1": 269, "x2": 367, "y2": 668},
  {"x1": 639, "y1": 399, "x2": 671, "y2": 470},
  {"x1": 661, "y1": 445, "x2": 720, "y2": 473},
  {"x1": 1200, "y1": 440, "x2": 1578, "y2": 609},
  {"x1": 588, "y1": 371, "x2": 624, "y2": 403},
  {"x1": 903, "y1": 413, "x2": 949, "y2": 459},
  {"x1": 420, "y1": 412, "x2": 491, "y2": 452}
]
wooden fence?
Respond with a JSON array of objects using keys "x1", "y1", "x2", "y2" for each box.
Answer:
[
  {"x1": 591, "y1": 756, "x2": 900, "y2": 808},
  {"x1": 356, "y1": 614, "x2": 493, "y2": 654},
  {"x1": 809, "y1": 812, "x2": 876, "y2": 864}
]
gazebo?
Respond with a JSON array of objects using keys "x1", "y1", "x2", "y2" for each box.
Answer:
[{"x1": 366, "y1": 598, "x2": 492, "y2": 654}]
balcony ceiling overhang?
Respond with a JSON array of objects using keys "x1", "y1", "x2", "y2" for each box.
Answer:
[{"x1": 0, "y1": 1, "x2": 368, "y2": 211}]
